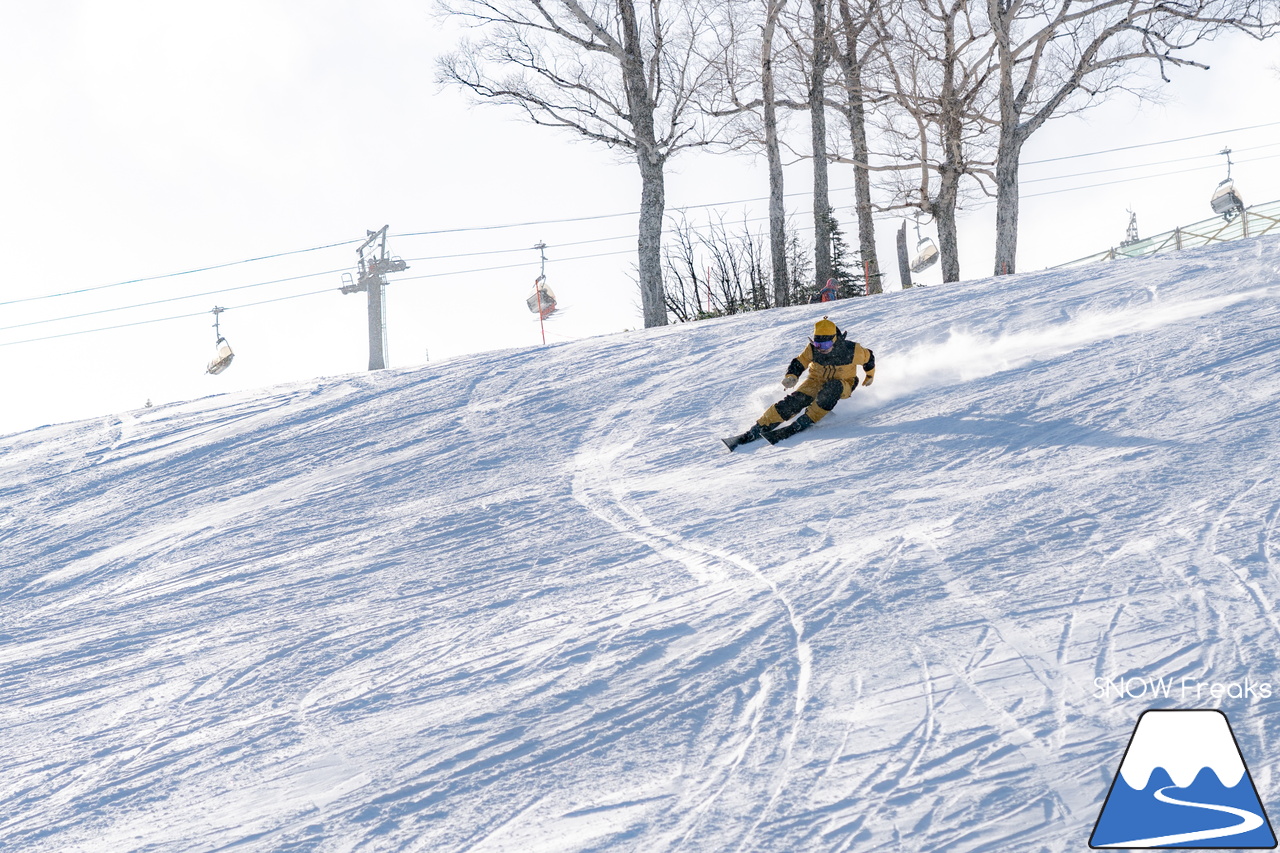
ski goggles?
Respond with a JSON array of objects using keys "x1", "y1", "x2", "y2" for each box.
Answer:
[{"x1": 812, "y1": 336, "x2": 835, "y2": 352}]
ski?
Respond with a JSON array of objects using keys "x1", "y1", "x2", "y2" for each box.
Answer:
[
  {"x1": 763, "y1": 416, "x2": 813, "y2": 445},
  {"x1": 721, "y1": 423, "x2": 772, "y2": 452}
]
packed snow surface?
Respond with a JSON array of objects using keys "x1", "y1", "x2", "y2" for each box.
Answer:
[{"x1": 4, "y1": 237, "x2": 1280, "y2": 852}]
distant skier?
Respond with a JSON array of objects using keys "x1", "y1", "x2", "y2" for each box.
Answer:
[
  {"x1": 722, "y1": 316, "x2": 876, "y2": 450},
  {"x1": 811, "y1": 277, "x2": 839, "y2": 303}
]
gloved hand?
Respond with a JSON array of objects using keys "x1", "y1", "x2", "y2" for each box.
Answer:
[
  {"x1": 782, "y1": 374, "x2": 798, "y2": 389},
  {"x1": 862, "y1": 374, "x2": 875, "y2": 387}
]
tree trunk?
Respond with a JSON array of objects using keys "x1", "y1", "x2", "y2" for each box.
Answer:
[
  {"x1": 993, "y1": 132, "x2": 1021, "y2": 276},
  {"x1": 810, "y1": 0, "x2": 832, "y2": 290},
  {"x1": 835, "y1": 0, "x2": 880, "y2": 293},
  {"x1": 763, "y1": 0, "x2": 790, "y2": 307},
  {"x1": 637, "y1": 151, "x2": 668, "y2": 326},
  {"x1": 934, "y1": 10, "x2": 962, "y2": 283},
  {"x1": 935, "y1": 165, "x2": 961, "y2": 283},
  {"x1": 844, "y1": 64, "x2": 879, "y2": 294},
  {"x1": 992, "y1": 27, "x2": 1024, "y2": 279},
  {"x1": 896, "y1": 220, "x2": 913, "y2": 288},
  {"x1": 619, "y1": 0, "x2": 668, "y2": 326}
]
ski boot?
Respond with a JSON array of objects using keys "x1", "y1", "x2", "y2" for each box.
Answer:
[
  {"x1": 722, "y1": 422, "x2": 772, "y2": 452},
  {"x1": 764, "y1": 414, "x2": 813, "y2": 445}
]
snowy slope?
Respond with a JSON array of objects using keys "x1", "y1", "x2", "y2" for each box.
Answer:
[{"x1": 4, "y1": 236, "x2": 1280, "y2": 852}]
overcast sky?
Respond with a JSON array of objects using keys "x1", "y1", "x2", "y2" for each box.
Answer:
[{"x1": 2, "y1": 0, "x2": 1278, "y2": 437}]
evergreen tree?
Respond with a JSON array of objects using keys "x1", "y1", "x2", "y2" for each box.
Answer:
[
  {"x1": 787, "y1": 233, "x2": 817, "y2": 305},
  {"x1": 827, "y1": 212, "x2": 862, "y2": 296}
]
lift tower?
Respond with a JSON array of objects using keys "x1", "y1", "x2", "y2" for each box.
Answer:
[{"x1": 341, "y1": 225, "x2": 408, "y2": 370}]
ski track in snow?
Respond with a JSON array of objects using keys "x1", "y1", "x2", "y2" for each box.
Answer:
[
  {"x1": 569, "y1": 395, "x2": 814, "y2": 852},
  {"x1": 3, "y1": 238, "x2": 1280, "y2": 851}
]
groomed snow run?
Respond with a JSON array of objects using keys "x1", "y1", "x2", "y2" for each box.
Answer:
[{"x1": 4, "y1": 236, "x2": 1280, "y2": 852}]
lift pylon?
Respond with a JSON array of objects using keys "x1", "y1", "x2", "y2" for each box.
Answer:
[{"x1": 341, "y1": 225, "x2": 409, "y2": 371}]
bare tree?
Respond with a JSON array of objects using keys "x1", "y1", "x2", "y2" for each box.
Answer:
[
  {"x1": 869, "y1": 0, "x2": 999, "y2": 282},
  {"x1": 705, "y1": 0, "x2": 870, "y2": 298},
  {"x1": 663, "y1": 214, "x2": 715, "y2": 322},
  {"x1": 988, "y1": 0, "x2": 1280, "y2": 275},
  {"x1": 702, "y1": 0, "x2": 799, "y2": 307},
  {"x1": 809, "y1": 0, "x2": 836, "y2": 290},
  {"x1": 662, "y1": 213, "x2": 776, "y2": 319},
  {"x1": 830, "y1": 0, "x2": 886, "y2": 292},
  {"x1": 762, "y1": 0, "x2": 794, "y2": 305},
  {"x1": 437, "y1": 0, "x2": 726, "y2": 327},
  {"x1": 758, "y1": 0, "x2": 842, "y2": 291},
  {"x1": 786, "y1": 228, "x2": 816, "y2": 301}
]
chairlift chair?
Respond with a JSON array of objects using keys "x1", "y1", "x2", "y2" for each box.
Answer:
[
  {"x1": 1211, "y1": 148, "x2": 1246, "y2": 221},
  {"x1": 205, "y1": 307, "x2": 235, "y2": 375},
  {"x1": 527, "y1": 278, "x2": 557, "y2": 321},
  {"x1": 1211, "y1": 178, "x2": 1245, "y2": 221},
  {"x1": 910, "y1": 220, "x2": 940, "y2": 273},
  {"x1": 207, "y1": 338, "x2": 235, "y2": 375}
]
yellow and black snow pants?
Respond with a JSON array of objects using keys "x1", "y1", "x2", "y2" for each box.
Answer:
[{"x1": 758, "y1": 376, "x2": 856, "y2": 428}]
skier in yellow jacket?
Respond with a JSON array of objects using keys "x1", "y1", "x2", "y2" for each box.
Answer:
[{"x1": 723, "y1": 317, "x2": 876, "y2": 450}]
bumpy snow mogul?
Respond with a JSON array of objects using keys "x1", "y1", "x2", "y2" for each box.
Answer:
[
  {"x1": 722, "y1": 316, "x2": 875, "y2": 451},
  {"x1": 1090, "y1": 710, "x2": 1277, "y2": 849}
]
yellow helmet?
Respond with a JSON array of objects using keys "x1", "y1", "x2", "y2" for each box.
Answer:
[{"x1": 814, "y1": 317, "x2": 837, "y2": 338}]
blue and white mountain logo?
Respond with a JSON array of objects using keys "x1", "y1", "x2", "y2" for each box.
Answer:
[{"x1": 1090, "y1": 709, "x2": 1276, "y2": 848}]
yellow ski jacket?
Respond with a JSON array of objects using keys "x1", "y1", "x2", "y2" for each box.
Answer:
[{"x1": 786, "y1": 335, "x2": 876, "y2": 392}]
